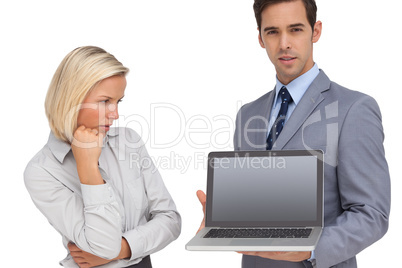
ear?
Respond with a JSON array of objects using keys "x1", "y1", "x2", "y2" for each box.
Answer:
[
  {"x1": 312, "y1": 21, "x2": 322, "y2": 43},
  {"x1": 258, "y1": 28, "x2": 266, "y2": 48}
]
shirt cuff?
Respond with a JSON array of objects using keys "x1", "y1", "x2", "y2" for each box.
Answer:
[
  {"x1": 81, "y1": 182, "x2": 116, "y2": 206},
  {"x1": 123, "y1": 229, "x2": 145, "y2": 261},
  {"x1": 308, "y1": 250, "x2": 316, "y2": 261}
]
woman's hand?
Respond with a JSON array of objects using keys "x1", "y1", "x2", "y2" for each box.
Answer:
[
  {"x1": 68, "y1": 242, "x2": 112, "y2": 268},
  {"x1": 71, "y1": 125, "x2": 104, "y2": 185},
  {"x1": 68, "y1": 238, "x2": 131, "y2": 268}
]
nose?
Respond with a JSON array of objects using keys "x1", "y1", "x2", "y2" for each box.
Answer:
[
  {"x1": 107, "y1": 103, "x2": 119, "y2": 120},
  {"x1": 279, "y1": 33, "x2": 291, "y2": 50}
]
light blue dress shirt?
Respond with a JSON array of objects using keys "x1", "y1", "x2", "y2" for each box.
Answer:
[{"x1": 267, "y1": 63, "x2": 320, "y2": 136}]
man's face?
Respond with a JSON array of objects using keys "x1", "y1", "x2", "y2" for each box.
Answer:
[{"x1": 258, "y1": 0, "x2": 322, "y2": 85}]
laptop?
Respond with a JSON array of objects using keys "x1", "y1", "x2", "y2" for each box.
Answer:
[{"x1": 186, "y1": 150, "x2": 324, "y2": 251}]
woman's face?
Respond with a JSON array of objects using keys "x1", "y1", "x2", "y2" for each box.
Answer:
[{"x1": 77, "y1": 75, "x2": 126, "y2": 134}]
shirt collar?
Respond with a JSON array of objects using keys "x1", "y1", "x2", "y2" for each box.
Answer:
[
  {"x1": 47, "y1": 132, "x2": 71, "y2": 164},
  {"x1": 273, "y1": 63, "x2": 320, "y2": 108},
  {"x1": 47, "y1": 127, "x2": 120, "y2": 164}
]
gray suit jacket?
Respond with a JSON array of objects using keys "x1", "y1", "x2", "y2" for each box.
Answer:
[{"x1": 234, "y1": 71, "x2": 390, "y2": 268}]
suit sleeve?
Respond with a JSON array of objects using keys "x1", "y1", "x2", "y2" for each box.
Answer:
[
  {"x1": 233, "y1": 107, "x2": 242, "y2": 151},
  {"x1": 315, "y1": 95, "x2": 390, "y2": 267}
]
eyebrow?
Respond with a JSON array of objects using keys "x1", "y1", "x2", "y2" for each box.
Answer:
[
  {"x1": 263, "y1": 23, "x2": 306, "y2": 32},
  {"x1": 98, "y1": 95, "x2": 125, "y2": 99},
  {"x1": 288, "y1": 23, "x2": 306, "y2": 28},
  {"x1": 263, "y1": 26, "x2": 279, "y2": 32}
]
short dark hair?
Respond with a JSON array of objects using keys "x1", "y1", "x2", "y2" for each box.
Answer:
[{"x1": 253, "y1": 0, "x2": 317, "y2": 35}]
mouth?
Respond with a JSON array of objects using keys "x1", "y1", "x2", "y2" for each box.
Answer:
[
  {"x1": 99, "y1": 125, "x2": 111, "y2": 131},
  {"x1": 279, "y1": 56, "x2": 297, "y2": 64}
]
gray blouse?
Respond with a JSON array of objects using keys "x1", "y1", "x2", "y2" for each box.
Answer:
[{"x1": 24, "y1": 127, "x2": 181, "y2": 267}]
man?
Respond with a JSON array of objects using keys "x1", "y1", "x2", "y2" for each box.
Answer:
[{"x1": 196, "y1": 0, "x2": 391, "y2": 267}]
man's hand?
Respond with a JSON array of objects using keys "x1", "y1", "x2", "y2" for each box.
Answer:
[
  {"x1": 196, "y1": 190, "x2": 206, "y2": 233},
  {"x1": 68, "y1": 242, "x2": 112, "y2": 268},
  {"x1": 238, "y1": 251, "x2": 311, "y2": 262},
  {"x1": 71, "y1": 125, "x2": 104, "y2": 185}
]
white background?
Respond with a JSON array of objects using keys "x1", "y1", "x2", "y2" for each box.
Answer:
[{"x1": 1, "y1": 0, "x2": 401, "y2": 267}]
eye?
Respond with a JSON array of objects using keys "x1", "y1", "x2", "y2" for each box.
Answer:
[
  {"x1": 291, "y1": 28, "x2": 303, "y2": 32},
  {"x1": 267, "y1": 30, "x2": 278, "y2": 35},
  {"x1": 117, "y1": 99, "x2": 123, "y2": 104}
]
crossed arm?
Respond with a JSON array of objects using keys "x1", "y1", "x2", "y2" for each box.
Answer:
[
  {"x1": 66, "y1": 126, "x2": 132, "y2": 267},
  {"x1": 68, "y1": 126, "x2": 181, "y2": 267},
  {"x1": 67, "y1": 238, "x2": 131, "y2": 268}
]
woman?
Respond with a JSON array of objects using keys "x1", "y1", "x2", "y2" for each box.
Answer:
[{"x1": 24, "y1": 46, "x2": 181, "y2": 268}]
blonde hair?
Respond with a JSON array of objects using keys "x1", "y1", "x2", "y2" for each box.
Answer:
[{"x1": 45, "y1": 46, "x2": 129, "y2": 143}]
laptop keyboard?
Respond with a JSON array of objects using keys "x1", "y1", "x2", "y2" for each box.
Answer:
[{"x1": 203, "y1": 228, "x2": 312, "y2": 238}]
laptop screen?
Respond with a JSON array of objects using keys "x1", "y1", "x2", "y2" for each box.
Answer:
[{"x1": 205, "y1": 150, "x2": 323, "y2": 227}]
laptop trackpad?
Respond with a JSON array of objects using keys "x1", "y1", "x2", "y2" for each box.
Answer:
[{"x1": 230, "y1": 239, "x2": 273, "y2": 246}]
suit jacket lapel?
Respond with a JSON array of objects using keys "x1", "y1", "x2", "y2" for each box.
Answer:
[
  {"x1": 253, "y1": 89, "x2": 275, "y2": 150},
  {"x1": 273, "y1": 70, "x2": 331, "y2": 150}
]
